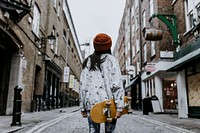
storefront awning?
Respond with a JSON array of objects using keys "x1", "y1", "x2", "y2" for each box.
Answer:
[
  {"x1": 168, "y1": 47, "x2": 200, "y2": 71},
  {"x1": 124, "y1": 76, "x2": 140, "y2": 92}
]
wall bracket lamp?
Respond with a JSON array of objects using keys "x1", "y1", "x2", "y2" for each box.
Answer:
[{"x1": 35, "y1": 32, "x2": 56, "y2": 47}]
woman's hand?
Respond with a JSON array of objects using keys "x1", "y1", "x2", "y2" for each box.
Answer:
[
  {"x1": 115, "y1": 111, "x2": 122, "y2": 119},
  {"x1": 81, "y1": 110, "x2": 87, "y2": 118}
]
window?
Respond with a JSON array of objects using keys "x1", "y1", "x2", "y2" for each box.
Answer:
[
  {"x1": 151, "y1": 41, "x2": 156, "y2": 57},
  {"x1": 136, "y1": 39, "x2": 140, "y2": 53},
  {"x1": 55, "y1": 34, "x2": 59, "y2": 54},
  {"x1": 53, "y1": 0, "x2": 57, "y2": 9},
  {"x1": 57, "y1": 2, "x2": 61, "y2": 17},
  {"x1": 184, "y1": 0, "x2": 200, "y2": 31},
  {"x1": 32, "y1": 3, "x2": 40, "y2": 36},
  {"x1": 142, "y1": 11, "x2": 146, "y2": 28},
  {"x1": 144, "y1": 43, "x2": 147, "y2": 63},
  {"x1": 135, "y1": 16, "x2": 139, "y2": 30},
  {"x1": 51, "y1": 28, "x2": 56, "y2": 50},
  {"x1": 132, "y1": 44, "x2": 135, "y2": 57},
  {"x1": 150, "y1": 0, "x2": 154, "y2": 17}
]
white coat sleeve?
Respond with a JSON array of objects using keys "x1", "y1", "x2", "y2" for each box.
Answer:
[{"x1": 110, "y1": 59, "x2": 125, "y2": 112}]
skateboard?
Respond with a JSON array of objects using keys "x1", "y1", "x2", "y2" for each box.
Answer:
[{"x1": 90, "y1": 96, "x2": 132, "y2": 123}]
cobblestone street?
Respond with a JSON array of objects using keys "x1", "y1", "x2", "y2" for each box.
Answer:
[{"x1": 15, "y1": 110, "x2": 199, "y2": 133}]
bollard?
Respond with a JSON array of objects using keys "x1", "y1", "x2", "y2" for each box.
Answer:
[
  {"x1": 11, "y1": 86, "x2": 23, "y2": 126},
  {"x1": 142, "y1": 98, "x2": 149, "y2": 115}
]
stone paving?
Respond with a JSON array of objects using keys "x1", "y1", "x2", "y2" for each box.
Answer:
[{"x1": 0, "y1": 107, "x2": 200, "y2": 133}]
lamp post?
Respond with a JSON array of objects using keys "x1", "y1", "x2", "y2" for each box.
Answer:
[{"x1": 80, "y1": 42, "x2": 90, "y2": 59}]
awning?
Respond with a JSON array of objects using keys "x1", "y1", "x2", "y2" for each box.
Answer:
[
  {"x1": 124, "y1": 76, "x2": 140, "y2": 91},
  {"x1": 168, "y1": 37, "x2": 200, "y2": 71},
  {"x1": 168, "y1": 47, "x2": 200, "y2": 71}
]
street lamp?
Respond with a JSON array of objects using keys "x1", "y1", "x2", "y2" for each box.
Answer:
[
  {"x1": 80, "y1": 42, "x2": 90, "y2": 59},
  {"x1": 35, "y1": 32, "x2": 56, "y2": 47},
  {"x1": 35, "y1": 32, "x2": 56, "y2": 60}
]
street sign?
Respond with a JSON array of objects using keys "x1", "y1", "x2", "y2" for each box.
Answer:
[{"x1": 145, "y1": 64, "x2": 156, "y2": 72}]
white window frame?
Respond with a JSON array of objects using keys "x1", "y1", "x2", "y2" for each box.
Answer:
[
  {"x1": 132, "y1": 44, "x2": 136, "y2": 57},
  {"x1": 32, "y1": 3, "x2": 40, "y2": 36},
  {"x1": 144, "y1": 43, "x2": 147, "y2": 63},
  {"x1": 150, "y1": 0, "x2": 154, "y2": 17},
  {"x1": 184, "y1": 0, "x2": 200, "y2": 31},
  {"x1": 135, "y1": 16, "x2": 139, "y2": 30},
  {"x1": 57, "y1": 2, "x2": 61, "y2": 17},
  {"x1": 136, "y1": 39, "x2": 140, "y2": 53},
  {"x1": 151, "y1": 41, "x2": 156, "y2": 57},
  {"x1": 142, "y1": 11, "x2": 146, "y2": 28},
  {"x1": 55, "y1": 34, "x2": 59, "y2": 54},
  {"x1": 51, "y1": 28, "x2": 56, "y2": 50},
  {"x1": 53, "y1": 0, "x2": 57, "y2": 9}
]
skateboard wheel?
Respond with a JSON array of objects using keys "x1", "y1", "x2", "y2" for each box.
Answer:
[
  {"x1": 127, "y1": 97, "x2": 132, "y2": 100},
  {"x1": 128, "y1": 110, "x2": 133, "y2": 114},
  {"x1": 106, "y1": 101, "x2": 111, "y2": 105},
  {"x1": 107, "y1": 117, "x2": 112, "y2": 122}
]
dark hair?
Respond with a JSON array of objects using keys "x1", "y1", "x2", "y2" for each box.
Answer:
[{"x1": 82, "y1": 49, "x2": 111, "y2": 71}]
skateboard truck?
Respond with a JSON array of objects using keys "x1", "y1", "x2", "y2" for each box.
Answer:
[
  {"x1": 125, "y1": 97, "x2": 132, "y2": 114},
  {"x1": 103, "y1": 101, "x2": 113, "y2": 122}
]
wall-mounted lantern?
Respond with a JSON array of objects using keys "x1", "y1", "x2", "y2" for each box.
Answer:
[{"x1": 35, "y1": 32, "x2": 56, "y2": 48}]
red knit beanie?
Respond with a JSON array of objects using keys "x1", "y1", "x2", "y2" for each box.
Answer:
[{"x1": 93, "y1": 33, "x2": 112, "y2": 51}]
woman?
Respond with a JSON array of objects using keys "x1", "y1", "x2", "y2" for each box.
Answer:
[{"x1": 79, "y1": 33, "x2": 125, "y2": 133}]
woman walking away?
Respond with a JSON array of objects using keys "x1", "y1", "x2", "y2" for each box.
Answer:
[{"x1": 79, "y1": 33, "x2": 125, "y2": 133}]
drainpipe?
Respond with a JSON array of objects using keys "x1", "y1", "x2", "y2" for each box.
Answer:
[
  {"x1": 130, "y1": 0, "x2": 132, "y2": 65},
  {"x1": 138, "y1": 0, "x2": 143, "y2": 109}
]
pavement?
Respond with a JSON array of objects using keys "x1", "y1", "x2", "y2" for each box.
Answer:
[
  {"x1": 0, "y1": 107, "x2": 200, "y2": 133},
  {"x1": 0, "y1": 107, "x2": 80, "y2": 133}
]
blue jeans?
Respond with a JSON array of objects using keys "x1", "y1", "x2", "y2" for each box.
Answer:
[{"x1": 88, "y1": 116, "x2": 117, "y2": 133}]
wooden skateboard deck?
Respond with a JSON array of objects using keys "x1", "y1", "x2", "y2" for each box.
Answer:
[{"x1": 90, "y1": 96, "x2": 131, "y2": 123}]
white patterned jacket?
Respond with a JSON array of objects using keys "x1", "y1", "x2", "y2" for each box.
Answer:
[{"x1": 79, "y1": 54, "x2": 125, "y2": 112}]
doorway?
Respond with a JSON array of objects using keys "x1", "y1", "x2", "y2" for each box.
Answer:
[
  {"x1": 163, "y1": 79, "x2": 177, "y2": 110},
  {"x1": 0, "y1": 46, "x2": 12, "y2": 115}
]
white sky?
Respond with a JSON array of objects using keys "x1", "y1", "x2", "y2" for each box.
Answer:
[{"x1": 67, "y1": 0, "x2": 126, "y2": 55}]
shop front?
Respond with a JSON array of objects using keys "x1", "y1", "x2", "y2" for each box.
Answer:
[
  {"x1": 169, "y1": 37, "x2": 200, "y2": 118},
  {"x1": 124, "y1": 75, "x2": 141, "y2": 110},
  {"x1": 186, "y1": 62, "x2": 200, "y2": 118}
]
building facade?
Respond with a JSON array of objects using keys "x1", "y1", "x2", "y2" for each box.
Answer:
[
  {"x1": 115, "y1": 0, "x2": 200, "y2": 118},
  {"x1": 0, "y1": 0, "x2": 82, "y2": 115}
]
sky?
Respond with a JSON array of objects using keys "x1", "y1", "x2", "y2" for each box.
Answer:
[{"x1": 67, "y1": 0, "x2": 126, "y2": 55}]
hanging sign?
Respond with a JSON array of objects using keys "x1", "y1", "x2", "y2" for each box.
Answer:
[
  {"x1": 69, "y1": 75, "x2": 74, "y2": 88},
  {"x1": 63, "y1": 66, "x2": 70, "y2": 83}
]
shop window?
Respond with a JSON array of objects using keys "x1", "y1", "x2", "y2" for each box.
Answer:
[
  {"x1": 32, "y1": 3, "x2": 40, "y2": 36},
  {"x1": 163, "y1": 80, "x2": 177, "y2": 109},
  {"x1": 196, "y1": 62, "x2": 200, "y2": 73},
  {"x1": 187, "y1": 66, "x2": 195, "y2": 75}
]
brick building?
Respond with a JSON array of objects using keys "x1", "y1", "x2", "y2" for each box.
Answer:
[
  {"x1": 115, "y1": 0, "x2": 200, "y2": 118},
  {"x1": 0, "y1": 0, "x2": 82, "y2": 115}
]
